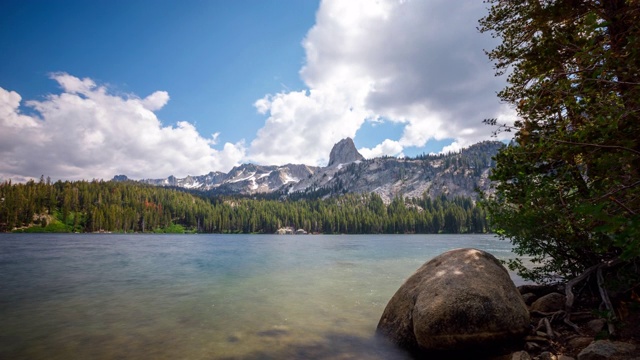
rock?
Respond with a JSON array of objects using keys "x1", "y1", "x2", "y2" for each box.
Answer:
[
  {"x1": 530, "y1": 292, "x2": 566, "y2": 313},
  {"x1": 376, "y1": 248, "x2": 530, "y2": 356},
  {"x1": 511, "y1": 350, "x2": 532, "y2": 360},
  {"x1": 327, "y1": 137, "x2": 365, "y2": 167},
  {"x1": 227, "y1": 333, "x2": 241, "y2": 343},
  {"x1": 567, "y1": 337, "x2": 595, "y2": 352},
  {"x1": 586, "y1": 319, "x2": 606, "y2": 334},
  {"x1": 577, "y1": 340, "x2": 637, "y2": 360},
  {"x1": 525, "y1": 342, "x2": 542, "y2": 352},
  {"x1": 111, "y1": 174, "x2": 129, "y2": 182},
  {"x1": 537, "y1": 352, "x2": 575, "y2": 360},
  {"x1": 522, "y1": 292, "x2": 537, "y2": 305},
  {"x1": 518, "y1": 284, "x2": 564, "y2": 297},
  {"x1": 539, "y1": 351, "x2": 556, "y2": 360}
]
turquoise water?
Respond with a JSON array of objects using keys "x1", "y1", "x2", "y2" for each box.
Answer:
[{"x1": 0, "y1": 234, "x2": 521, "y2": 359}]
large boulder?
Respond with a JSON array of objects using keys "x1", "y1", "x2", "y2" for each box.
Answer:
[
  {"x1": 577, "y1": 340, "x2": 637, "y2": 360},
  {"x1": 530, "y1": 292, "x2": 566, "y2": 313},
  {"x1": 377, "y1": 248, "x2": 530, "y2": 356}
]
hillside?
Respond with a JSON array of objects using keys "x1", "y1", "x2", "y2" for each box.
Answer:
[
  {"x1": 289, "y1": 140, "x2": 501, "y2": 203},
  {"x1": 120, "y1": 139, "x2": 503, "y2": 202}
]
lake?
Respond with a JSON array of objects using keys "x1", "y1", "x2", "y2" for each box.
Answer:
[{"x1": 0, "y1": 234, "x2": 524, "y2": 359}]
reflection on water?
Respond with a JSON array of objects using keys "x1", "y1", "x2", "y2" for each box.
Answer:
[{"x1": 0, "y1": 234, "x2": 518, "y2": 359}]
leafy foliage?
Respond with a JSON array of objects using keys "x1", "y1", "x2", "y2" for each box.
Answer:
[{"x1": 480, "y1": 0, "x2": 640, "y2": 284}]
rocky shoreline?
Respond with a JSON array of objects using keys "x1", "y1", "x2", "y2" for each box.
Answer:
[
  {"x1": 375, "y1": 248, "x2": 640, "y2": 360},
  {"x1": 505, "y1": 284, "x2": 640, "y2": 360}
]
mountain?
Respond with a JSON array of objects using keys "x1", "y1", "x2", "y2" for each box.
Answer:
[
  {"x1": 327, "y1": 137, "x2": 365, "y2": 167},
  {"x1": 289, "y1": 140, "x2": 501, "y2": 202},
  {"x1": 137, "y1": 163, "x2": 319, "y2": 194},
  {"x1": 118, "y1": 139, "x2": 503, "y2": 202}
]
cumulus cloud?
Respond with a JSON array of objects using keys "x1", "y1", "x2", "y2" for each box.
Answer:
[
  {"x1": 250, "y1": 87, "x2": 373, "y2": 165},
  {"x1": 250, "y1": 0, "x2": 514, "y2": 166},
  {"x1": 0, "y1": 73, "x2": 244, "y2": 181},
  {"x1": 359, "y1": 139, "x2": 404, "y2": 159},
  {"x1": 0, "y1": 88, "x2": 43, "y2": 166},
  {"x1": 142, "y1": 90, "x2": 170, "y2": 111}
]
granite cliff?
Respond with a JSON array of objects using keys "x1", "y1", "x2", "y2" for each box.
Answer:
[{"x1": 115, "y1": 139, "x2": 503, "y2": 202}]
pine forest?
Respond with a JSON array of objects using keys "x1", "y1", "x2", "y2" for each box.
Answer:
[{"x1": 0, "y1": 177, "x2": 488, "y2": 234}]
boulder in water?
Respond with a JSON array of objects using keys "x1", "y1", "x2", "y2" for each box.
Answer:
[{"x1": 377, "y1": 248, "x2": 530, "y2": 356}]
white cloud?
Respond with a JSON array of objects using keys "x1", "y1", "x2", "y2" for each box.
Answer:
[
  {"x1": 0, "y1": 88, "x2": 39, "y2": 129},
  {"x1": 250, "y1": 0, "x2": 512, "y2": 165},
  {"x1": 359, "y1": 139, "x2": 403, "y2": 159},
  {"x1": 440, "y1": 141, "x2": 464, "y2": 154},
  {"x1": 0, "y1": 73, "x2": 245, "y2": 181},
  {"x1": 2, "y1": 0, "x2": 517, "y2": 181},
  {"x1": 249, "y1": 86, "x2": 374, "y2": 166},
  {"x1": 53, "y1": 72, "x2": 97, "y2": 94},
  {"x1": 142, "y1": 91, "x2": 170, "y2": 111}
]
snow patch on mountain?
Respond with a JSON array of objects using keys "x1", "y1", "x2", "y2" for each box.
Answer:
[{"x1": 125, "y1": 139, "x2": 503, "y2": 201}]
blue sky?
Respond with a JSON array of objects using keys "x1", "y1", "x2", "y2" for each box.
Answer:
[{"x1": 0, "y1": 0, "x2": 515, "y2": 181}]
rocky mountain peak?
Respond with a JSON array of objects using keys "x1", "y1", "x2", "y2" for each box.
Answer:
[
  {"x1": 119, "y1": 140, "x2": 503, "y2": 201},
  {"x1": 327, "y1": 138, "x2": 365, "y2": 167},
  {"x1": 112, "y1": 175, "x2": 129, "y2": 182}
]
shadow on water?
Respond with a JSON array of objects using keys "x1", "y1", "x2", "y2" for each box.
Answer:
[{"x1": 218, "y1": 331, "x2": 412, "y2": 360}]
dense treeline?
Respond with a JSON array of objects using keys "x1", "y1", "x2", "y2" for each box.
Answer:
[
  {"x1": 0, "y1": 177, "x2": 216, "y2": 233},
  {"x1": 0, "y1": 177, "x2": 488, "y2": 234}
]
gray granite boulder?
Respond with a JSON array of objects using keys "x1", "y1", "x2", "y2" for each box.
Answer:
[
  {"x1": 377, "y1": 248, "x2": 530, "y2": 356},
  {"x1": 577, "y1": 340, "x2": 637, "y2": 360},
  {"x1": 530, "y1": 292, "x2": 566, "y2": 313}
]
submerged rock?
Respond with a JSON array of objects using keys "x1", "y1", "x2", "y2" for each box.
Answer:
[{"x1": 377, "y1": 248, "x2": 530, "y2": 357}]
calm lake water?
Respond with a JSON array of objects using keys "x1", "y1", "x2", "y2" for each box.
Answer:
[{"x1": 0, "y1": 234, "x2": 524, "y2": 359}]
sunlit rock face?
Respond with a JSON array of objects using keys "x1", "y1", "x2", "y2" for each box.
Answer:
[
  {"x1": 377, "y1": 248, "x2": 530, "y2": 357},
  {"x1": 327, "y1": 137, "x2": 365, "y2": 168},
  {"x1": 125, "y1": 140, "x2": 503, "y2": 200}
]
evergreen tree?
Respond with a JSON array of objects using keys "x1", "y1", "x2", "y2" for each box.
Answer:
[{"x1": 480, "y1": 0, "x2": 640, "y2": 326}]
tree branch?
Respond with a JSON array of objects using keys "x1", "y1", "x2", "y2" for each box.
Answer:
[
  {"x1": 597, "y1": 266, "x2": 617, "y2": 336},
  {"x1": 609, "y1": 196, "x2": 637, "y2": 216},
  {"x1": 552, "y1": 139, "x2": 640, "y2": 157},
  {"x1": 564, "y1": 258, "x2": 623, "y2": 333},
  {"x1": 592, "y1": 180, "x2": 640, "y2": 202}
]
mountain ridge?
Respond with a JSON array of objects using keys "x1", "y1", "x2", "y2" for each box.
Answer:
[{"x1": 114, "y1": 139, "x2": 503, "y2": 202}]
